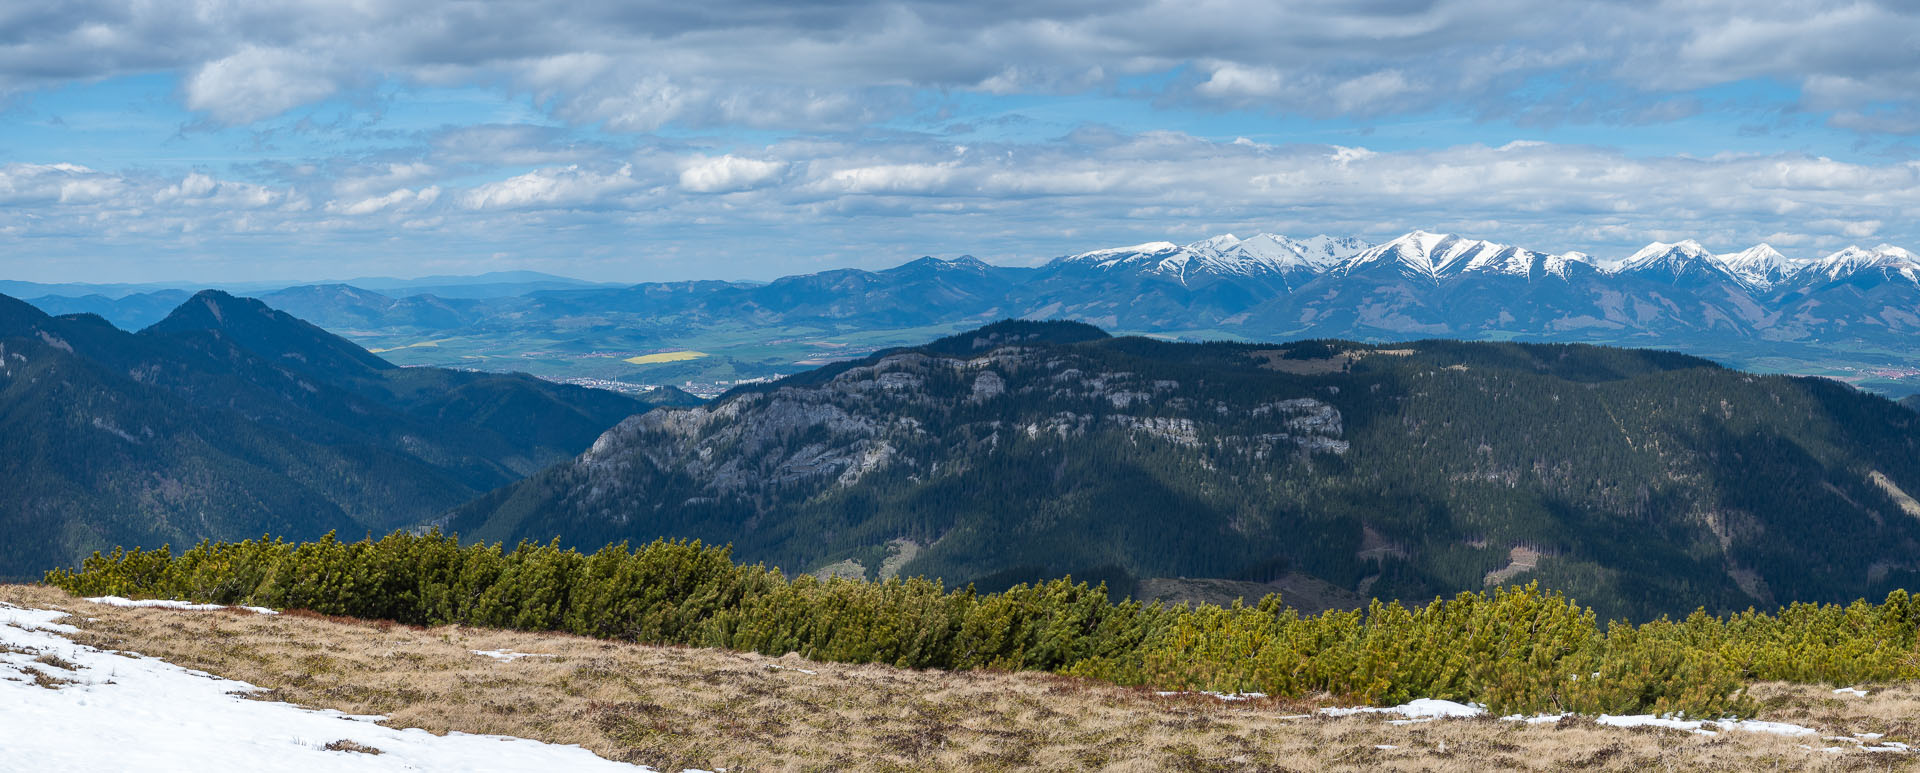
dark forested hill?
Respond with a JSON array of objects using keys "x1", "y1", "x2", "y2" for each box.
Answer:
[
  {"x1": 0, "y1": 290, "x2": 656, "y2": 580},
  {"x1": 447, "y1": 320, "x2": 1920, "y2": 620}
]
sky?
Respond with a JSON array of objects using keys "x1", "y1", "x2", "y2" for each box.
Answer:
[{"x1": 4, "y1": 0, "x2": 1920, "y2": 284}]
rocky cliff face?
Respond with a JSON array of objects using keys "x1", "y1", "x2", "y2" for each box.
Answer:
[{"x1": 568, "y1": 343, "x2": 1349, "y2": 519}]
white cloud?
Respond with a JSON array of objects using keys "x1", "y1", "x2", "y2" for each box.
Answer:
[
  {"x1": 1331, "y1": 71, "x2": 1414, "y2": 113},
  {"x1": 808, "y1": 162, "x2": 962, "y2": 195},
  {"x1": 1196, "y1": 64, "x2": 1288, "y2": 99},
  {"x1": 0, "y1": 163, "x2": 121, "y2": 206},
  {"x1": 326, "y1": 186, "x2": 439, "y2": 216},
  {"x1": 460, "y1": 164, "x2": 640, "y2": 209},
  {"x1": 332, "y1": 163, "x2": 437, "y2": 199},
  {"x1": 678, "y1": 155, "x2": 786, "y2": 193},
  {"x1": 182, "y1": 46, "x2": 340, "y2": 125},
  {"x1": 10, "y1": 127, "x2": 1920, "y2": 280},
  {"x1": 155, "y1": 173, "x2": 278, "y2": 208}
]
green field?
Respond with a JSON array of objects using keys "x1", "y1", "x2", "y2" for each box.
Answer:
[
  {"x1": 343, "y1": 321, "x2": 1920, "y2": 399},
  {"x1": 346, "y1": 321, "x2": 990, "y2": 395}
]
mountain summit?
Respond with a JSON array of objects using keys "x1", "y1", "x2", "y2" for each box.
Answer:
[
  {"x1": 1614, "y1": 240, "x2": 1748, "y2": 288},
  {"x1": 1717, "y1": 244, "x2": 1798, "y2": 290},
  {"x1": 147, "y1": 289, "x2": 395, "y2": 374},
  {"x1": 1333, "y1": 231, "x2": 1562, "y2": 282}
]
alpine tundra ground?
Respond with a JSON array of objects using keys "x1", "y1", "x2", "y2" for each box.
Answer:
[{"x1": 3, "y1": 584, "x2": 1917, "y2": 772}]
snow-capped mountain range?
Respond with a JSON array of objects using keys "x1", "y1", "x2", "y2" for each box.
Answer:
[
  {"x1": 1022, "y1": 228, "x2": 1920, "y2": 361},
  {"x1": 1057, "y1": 230, "x2": 1920, "y2": 293},
  {"x1": 1063, "y1": 233, "x2": 1368, "y2": 281},
  {"x1": 21, "y1": 227, "x2": 1920, "y2": 396}
]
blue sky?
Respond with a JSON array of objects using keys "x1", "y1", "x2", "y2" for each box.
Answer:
[{"x1": 4, "y1": 1, "x2": 1920, "y2": 284}]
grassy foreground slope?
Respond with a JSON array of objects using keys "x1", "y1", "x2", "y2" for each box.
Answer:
[
  {"x1": 6, "y1": 583, "x2": 1914, "y2": 772},
  {"x1": 45, "y1": 532, "x2": 1920, "y2": 720}
]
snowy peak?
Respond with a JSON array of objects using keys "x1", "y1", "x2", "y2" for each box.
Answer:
[
  {"x1": 1231, "y1": 233, "x2": 1365, "y2": 271},
  {"x1": 1810, "y1": 244, "x2": 1920, "y2": 283},
  {"x1": 1338, "y1": 231, "x2": 1454, "y2": 278},
  {"x1": 1056, "y1": 232, "x2": 1372, "y2": 283},
  {"x1": 1543, "y1": 251, "x2": 1597, "y2": 280},
  {"x1": 1295, "y1": 234, "x2": 1372, "y2": 264},
  {"x1": 1063, "y1": 241, "x2": 1181, "y2": 267},
  {"x1": 1620, "y1": 240, "x2": 1714, "y2": 270},
  {"x1": 886, "y1": 254, "x2": 996, "y2": 275},
  {"x1": 1339, "y1": 231, "x2": 1549, "y2": 281},
  {"x1": 1615, "y1": 240, "x2": 1745, "y2": 286},
  {"x1": 1189, "y1": 234, "x2": 1244, "y2": 254},
  {"x1": 1717, "y1": 244, "x2": 1799, "y2": 289},
  {"x1": 1051, "y1": 230, "x2": 1920, "y2": 292}
]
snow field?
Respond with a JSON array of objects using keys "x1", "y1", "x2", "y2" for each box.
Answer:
[
  {"x1": 85, "y1": 595, "x2": 279, "y2": 615},
  {"x1": 0, "y1": 601, "x2": 657, "y2": 772}
]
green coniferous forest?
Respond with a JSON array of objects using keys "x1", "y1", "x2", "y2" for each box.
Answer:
[{"x1": 49, "y1": 531, "x2": 1920, "y2": 718}]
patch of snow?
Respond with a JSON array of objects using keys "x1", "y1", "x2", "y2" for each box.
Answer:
[
  {"x1": 1833, "y1": 687, "x2": 1870, "y2": 697},
  {"x1": 1320, "y1": 698, "x2": 1485, "y2": 719},
  {"x1": 2, "y1": 604, "x2": 78, "y2": 634},
  {"x1": 1318, "y1": 697, "x2": 1848, "y2": 746},
  {"x1": 1, "y1": 602, "x2": 646, "y2": 771},
  {"x1": 764, "y1": 664, "x2": 818, "y2": 675},
  {"x1": 84, "y1": 596, "x2": 279, "y2": 615},
  {"x1": 1594, "y1": 714, "x2": 1816, "y2": 737},
  {"x1": 87, "y1": 596, "x2": 226, "y2": 612},
  {"x1": 471, "y1": 649, "x2": 556, "y2": 663}
]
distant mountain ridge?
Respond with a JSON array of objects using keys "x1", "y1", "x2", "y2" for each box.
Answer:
[{"x1": 23, "y1": 229, "x2": 1920, "y2": 395}]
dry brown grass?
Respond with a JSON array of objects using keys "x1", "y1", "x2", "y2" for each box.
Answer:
[
  {"x1": 323, "y1": 738, "x2": 385, "y2": 755},
  {"x1": 5, "y1": 583, "x2": 1918, "y2": 772}
]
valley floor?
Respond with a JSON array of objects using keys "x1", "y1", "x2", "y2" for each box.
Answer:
[{"x1": 2, "y1": 584, "x2": 1916, "y2": 772}]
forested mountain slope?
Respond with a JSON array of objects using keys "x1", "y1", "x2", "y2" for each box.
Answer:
[
  {"x1": 448, "y1": 320, "x2": 1920, "y2": 620},
  {"x1": 0, "y1": 291, "x2": 654, "y2": 579}
]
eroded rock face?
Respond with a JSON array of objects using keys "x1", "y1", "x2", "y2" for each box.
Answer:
[{"x1": 563, "y1": 341, "x2": 1348, "y2": 524}]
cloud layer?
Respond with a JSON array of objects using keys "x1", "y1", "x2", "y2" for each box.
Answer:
[
  {"x1": 6, "y1": 1, "x2": 1919, "y2": 129},
  {"x1": 2, "y1": 1, "x2": 1919, "y2": 281},
  {"x1": 8, "y1": 131, "x2": 1920, "y2": 281}
]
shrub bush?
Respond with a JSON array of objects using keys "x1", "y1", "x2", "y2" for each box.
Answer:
[{"x1": 46, "y1": 531, "x2": 1920, "y2": 716}]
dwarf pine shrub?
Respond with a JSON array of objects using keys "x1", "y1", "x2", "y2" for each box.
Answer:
[{"x1": 44, "y1": 530, "x2": 1920, "y2": 717}]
